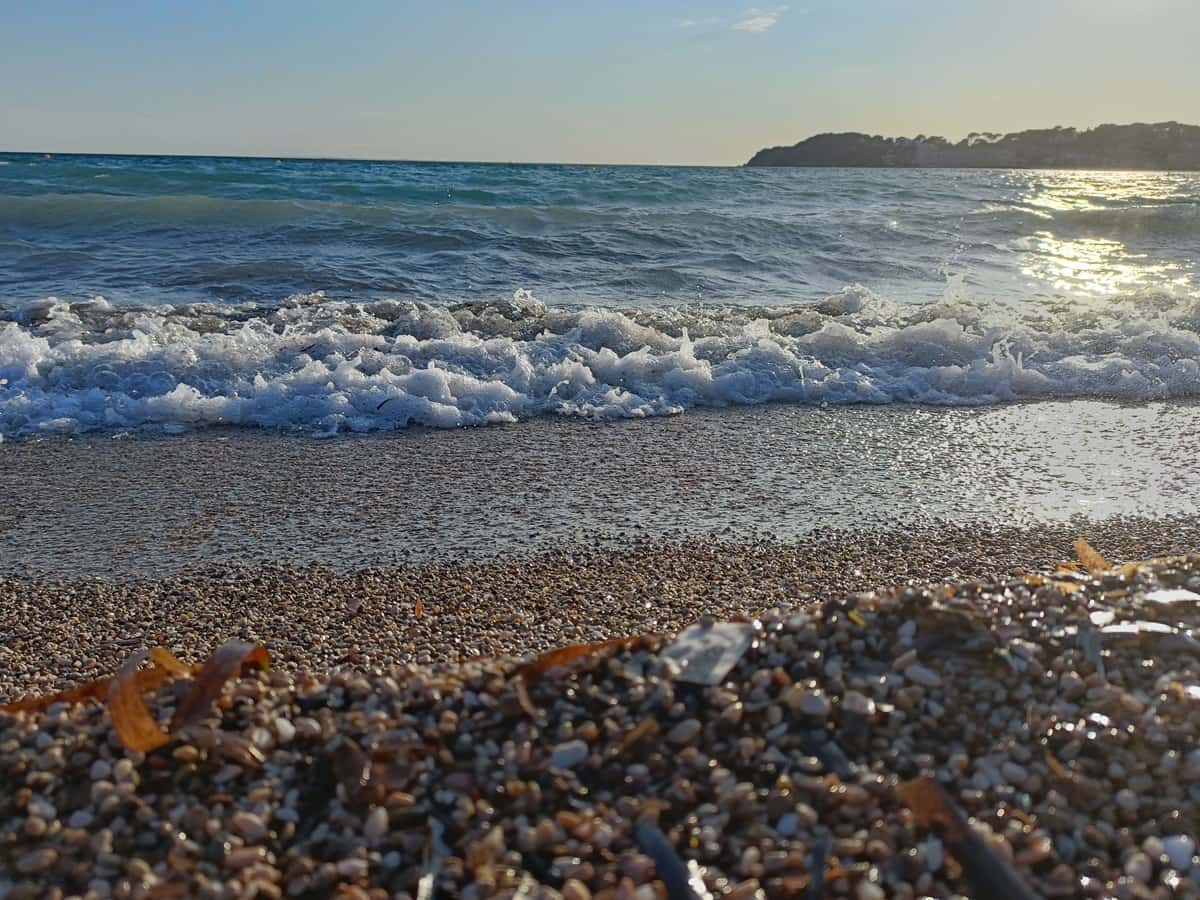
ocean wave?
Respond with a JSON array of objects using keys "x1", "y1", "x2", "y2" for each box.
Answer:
[{"x1": 2, "y1": 285, "x2": 1199, "y2": 439}]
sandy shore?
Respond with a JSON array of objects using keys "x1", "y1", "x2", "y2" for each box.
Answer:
[
  {"x1": 5, "y1": 517, "x2": 1200, "y2": 704},
  {"x1": 3, "y1": 544, "x2": 1200, "y2": 898}
]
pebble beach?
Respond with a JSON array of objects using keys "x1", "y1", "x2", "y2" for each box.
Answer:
[
  {"x1": 3, "y1": 520, "x2": 1200, "y2": 898},
  {"x1": 5, "y1": 517, "x2": 1200, "y2": 704}
]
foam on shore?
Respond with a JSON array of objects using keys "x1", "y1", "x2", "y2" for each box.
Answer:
[{"x1": 3, "y1": 285, "x2": 1200, "y2": 437}]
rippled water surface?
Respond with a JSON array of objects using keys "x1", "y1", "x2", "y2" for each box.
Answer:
[
  {"x1": 1, "y1": 154, "x2": 1198, "y2": 437},
  {"x1": 3, "y1": 154, "x2": 1198, "y2": 305}
]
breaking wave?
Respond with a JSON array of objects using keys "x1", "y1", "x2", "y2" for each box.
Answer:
[{"x1": 2, "y1": 285, "x2": 1199, "y2": 439}]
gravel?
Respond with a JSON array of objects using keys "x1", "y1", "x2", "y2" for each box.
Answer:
[
  {"x1": 4, "y1": 516, "x2": 1200, "y2": 704},
  {"x1": 3, "y1": 542, "x2": 1200, "y2": 897}
]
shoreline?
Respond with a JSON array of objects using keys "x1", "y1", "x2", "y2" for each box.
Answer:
[{"x1": 4, "y1": 400, "x2": 1199, "y2": 577}]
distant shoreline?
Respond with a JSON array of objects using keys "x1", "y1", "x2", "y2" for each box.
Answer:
[
  {"x1": 5, "y1": 144, "x2": 1200, "y2": 172},
  {"x1": 747, "y1": 122, "x2": 1200, "y2": 171}
]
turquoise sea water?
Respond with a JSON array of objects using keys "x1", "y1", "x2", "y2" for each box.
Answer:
[{"x1": 1, "y1": 154, "x2": 1198, "y2": 437}]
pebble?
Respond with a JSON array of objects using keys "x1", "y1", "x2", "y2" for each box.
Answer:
[
  {"x1": 904, "y1": 663, "x2": 941, "y2": 688},
  {"x1": 1115, "y1": 788, "x2": 1139, "y2": 813},
  {"x1": 667, "y1": 719, "x2": 702, "y2": 745},
  {"x1": 1124, "y1": 851, "x2": 1153, "y2": 883},
  {"x1": 337, "y1": 858, "x2": 369, "y2": 879},
  {"x1": 232, "y1": 810, "x2": 268, "y2": 843},
  {"x1": 1, "y1": 536, "x2": 1199, "y2": 900},
  {"x1": 224, "y1": 846, "x2": 267, "y2": 869},
  {"x1": 363, "y1": 806, "x2": 389, "y2": 843},
  {"x1": 842, "y1": 690, "x2": 876, "y2": 717},
  {"x1": 1165, "y1": 835, "x2": 1196, "y2": 870},
  {"x1": 790, "y1": 688, "x2": 831, "y2": 718},
  {"x1": 550, "y1": 740, "x2": 589, "y2": 769},
  {"x1": 273, "y1": 717, "x2": 296, "y2": 744}
]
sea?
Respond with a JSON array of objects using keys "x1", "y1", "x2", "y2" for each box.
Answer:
[{"x1": 2, "y1": 153, "x2": 1199, "y2": 439}]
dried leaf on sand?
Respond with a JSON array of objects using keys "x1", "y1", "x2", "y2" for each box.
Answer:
[
  {"x1": 2, "y1": 639, "x2": 271, "y2": 754},
  {"x1": 169, "y1": 640, "x2": 270, "y2": 733},
  {"x1": 108, "y1": 648, "x2": 192, "y2": 752},
  {"x1": 1074, "y1": 538, "x2": 1112, "y2": 573},
  {"x1": 899, "y1": 777, "x2": 1039, "y2": 900},
  {"x1": 516, "y1": 636, "x2": 646, "y2": 682}
]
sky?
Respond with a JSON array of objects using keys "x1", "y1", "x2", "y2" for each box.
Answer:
[{"x1": 2, "y1": 0, "x2": 1198, "y2": 165}]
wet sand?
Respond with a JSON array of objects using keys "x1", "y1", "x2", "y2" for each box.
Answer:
[{"x1": 2, "y1": 400, "x2": 1198, "y2": 576}]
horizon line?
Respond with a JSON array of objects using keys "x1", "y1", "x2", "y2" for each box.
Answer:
[{"x1": 0, "y1": 148, "x2": 737, "y2": 169}]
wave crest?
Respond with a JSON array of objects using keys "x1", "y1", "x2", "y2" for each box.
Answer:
[{"x1": 2, "y1": 286, "x2": 1199, "y2": 438}]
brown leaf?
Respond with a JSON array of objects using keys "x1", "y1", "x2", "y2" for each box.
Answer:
[
  {"x1": 1074, "y1": 538, "x2": 1112, "y2": 573},
  {"x1": 517, "y1": 636, "x2": 644, "y2": 683},
  {"x1": 108, "y1": 649, "x2": 179, "y2": 752},
  {"x1": 514, "y1": 677, "x2": 539, "y2": 718},
  {"x1": 899, "y1": 777, "x2": 1039, "y2": 900},
  {"x1": 1, "y1": 677, "x2": 111, "y2": 715},
  {"x1": 414, "y1": 598, "x2": 425, "y2": 618},
  {"x1": 145, "y1": 883, "x2": 190, "y2": 900},
  {"x1": 169, "y1": 641, "x2": 270, "y2": 733},
  {"x1": 2, "y1": 647, "x2": 192, "y2": 717},
  {"x1": 897, "y1": 777, "x2": 967, "y2": 843},
  {"x1": 1044, "y1": 750, "x2": 1073, "y2": 781}
]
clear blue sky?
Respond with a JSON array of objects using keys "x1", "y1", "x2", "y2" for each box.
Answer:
[{"x1": 3, "y1": 1, "x2": 1197, "y2": 165}]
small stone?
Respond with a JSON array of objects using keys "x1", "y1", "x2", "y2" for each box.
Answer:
[
  {"x1": 17, "y1": 848, "x2": 59, "y2": 874},
  {"x1": 232, "y1": 810, "x2": 268, "y2": 843},
  {"x1": 562, "y1": 879, "x2": 592, "y2": 900},
  {"x1": 1124, "y1": 851, "x2": 1152, "y2": 883},
  {"x1": 856, "y1": 882, "x2": 885, "y2": 900},
  {"x1": 1115, "y1": 788, "x2": 1139, "y2": 813},
  {"x1": 550, "y1": 740, "x2": 589, "y2": 769},
  {"x1": 225, "y1": 846, "x2": 267, "y2": 870},
  {"x1": 274, "y1": 717, "x2": 296, "y2": 744},
  {"x1": 842, "y1": 691, "x2": 875, "y2": 717},
  {"x1": 337, "y1": 858, "x2": 369, "y2": 879},
  {"x1": 1000, "y1": 761, "x2": 1028, "y2": 785},
  {"x1": 667, "y1": 719, "x2": 703, "y2": 745},
  {"x1": 23, "y1": 816, "x2": 47, "y2": 837},
  {"x1": 1164, "y1": 835, "x2": 1196, "y2": 870},
  {"x1": 363, "y1": 806, "x2": 389, "y2": 843},
  {"x1": 725, "y1": 881, "x2": 763, "y2": 900},
  {"x1": 795, "y1": 689, "x2": 831, "y2": 718},
  {"x1": 90, "y1": 759, "x2": 112, "y2": 780},
  {"x1": 27, "y1": 797, "x2": 56, "y2": 819},
  {"x1": 904, "y1": 664, "x2": 941, "y2": 688}
]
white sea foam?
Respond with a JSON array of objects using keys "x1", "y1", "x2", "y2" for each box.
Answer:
[{"x1": 2, "y1": 286, "x2": 1199, "y2": 438}]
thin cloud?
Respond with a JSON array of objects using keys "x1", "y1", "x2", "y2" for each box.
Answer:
[
  {"x1": 675, "y1": 16, "x2": 723, "y2": 29},
  {"x1": 732, "y1": 6, "x2": 788, "y2": 33}
]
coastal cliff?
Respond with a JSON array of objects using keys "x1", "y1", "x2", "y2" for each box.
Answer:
[{"x1": 747, "y1": 122, "x2": 1200, "y2": 169}]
